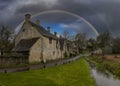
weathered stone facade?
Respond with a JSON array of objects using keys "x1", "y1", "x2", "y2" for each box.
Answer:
[{"x1": 13, "y1": 14, "x2": 71, "y2": 63}]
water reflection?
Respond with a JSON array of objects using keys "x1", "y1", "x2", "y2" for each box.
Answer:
[{"x1": 91, "y1": 68, "x2": 120, "y2": 86}]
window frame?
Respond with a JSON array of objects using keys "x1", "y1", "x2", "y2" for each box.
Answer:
[{"x1": 49, "y1": 38, "x2": 52, "y2": 44}]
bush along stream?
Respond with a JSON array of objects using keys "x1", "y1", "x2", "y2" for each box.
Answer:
[{"x1": 86, "y1": 55, "x2": 120, "y2": 79}]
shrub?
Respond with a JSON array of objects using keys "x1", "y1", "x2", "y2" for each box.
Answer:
[
  {"x1": 63, "y1": 52, "x2": 68, "y2": 58},
  {"x1": 69, "y1": 53, "x2": 73, "y2": 57}
]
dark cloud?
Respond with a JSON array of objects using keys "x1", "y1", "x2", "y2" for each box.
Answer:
[
  {"x1": 15, "y1": 4, "x2": 48, "y2": 14},
  {"x1": 0, "y1": 0, "x2": 14, "y2": 10},
  {"x1": 32, "y1": 13, "x2": 78, "y2": 24},
  {"x1": 90, "y1": 1, "x2": 120, "y2": 37},
  {"x1": 0, "y1": 0, "x2": 120, "y2": 37}
]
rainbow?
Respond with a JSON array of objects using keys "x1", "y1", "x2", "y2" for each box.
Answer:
[{"x1": 15, "y1": 10, "x2": 99, "y2": 36}]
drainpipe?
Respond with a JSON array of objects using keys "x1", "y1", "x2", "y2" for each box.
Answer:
[{"x1": 40, "y1": 37, "x2": 44, "y2": 62}]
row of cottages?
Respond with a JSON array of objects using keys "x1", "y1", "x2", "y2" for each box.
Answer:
[{"x1": 13, "y1": 14, "x2": 73, "y2": 63}]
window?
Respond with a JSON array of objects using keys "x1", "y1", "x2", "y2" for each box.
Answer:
[
  {"x1": 49, "y1": 38, "x2": 52, "y2": 44},
  {"x1": 53, "y1": 51, "x2": 55, "y2": 55},
  {"x1": 22, "y1": 34, "x2": 24, "y2": 38},
  {"x1": 23, "y1": 29, "x2": 25, "y2": 32}
]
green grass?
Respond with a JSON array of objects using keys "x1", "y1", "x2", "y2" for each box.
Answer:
[{"x1": 0, "y1": 58, "x2": 95, "y2": 86}]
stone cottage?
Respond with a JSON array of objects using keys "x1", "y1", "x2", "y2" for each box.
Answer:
[{"x1": 13, "y1": 14, "x2": 71, "y2": 63}]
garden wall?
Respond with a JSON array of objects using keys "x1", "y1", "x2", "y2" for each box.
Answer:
[{"x1": 0, "y1": 55, "x2": 28, "y2": 67}]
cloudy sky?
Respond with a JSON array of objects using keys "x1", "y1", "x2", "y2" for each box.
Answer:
[{"x1": 0, "y1": 0, "x2": 120, "y2": 38}]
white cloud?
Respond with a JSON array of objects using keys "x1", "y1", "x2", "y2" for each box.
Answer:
[
  {"x1": 60, "y1": 23, "x2": 80, "y2": 30},
  {"x1": 60, "y1": 20, "x2": 88, "y2": 32}
]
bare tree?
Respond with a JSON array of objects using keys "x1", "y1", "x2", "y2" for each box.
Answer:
[
  {"x1": 97, "y1": 30, "x2": 112, "y2": 48},
  {"x1": 75, "y1": 33, "x2": 86, "y2": 45},
  {"x1": 75, "y1": 33, "x2": 87, "y2": 53},
  {"x1": 62, "y1": 30, "x2": 70, "y2": 39},
  {"x1": 62, "y1": 30, "x2": 76, "y2": 41}
]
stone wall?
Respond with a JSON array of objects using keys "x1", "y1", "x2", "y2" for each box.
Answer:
[
  {"x1": 42, "y1": 36, "x2": 58, "y2": 60},
  {"x1": 15, "y1": 22, "x2": 41, "y2": 46},
  {"x1": 0, "y1": 55, "x2": 28, "y2": 67},
  {"x1": 29, "y1": 36, "x2": 67, "y2": 63},
  {"x1": 29, "y1": 38, "x2": 43, "y2": 62}
]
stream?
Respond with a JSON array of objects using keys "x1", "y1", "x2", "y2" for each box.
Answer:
[{"x1": 91, "y1": 68, "x2": 120, "y2": 86}]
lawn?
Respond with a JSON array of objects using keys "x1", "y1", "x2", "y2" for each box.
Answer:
[{"x1": 0, "y1": 58, "x2": 95, "y2": 86}]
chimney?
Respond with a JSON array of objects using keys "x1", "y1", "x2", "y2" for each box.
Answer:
[
  {"x1": 47, "y1": 27, "x2": 50, "y2": 33},
  {"x1": 54, "y1": 32, "x2": 57, "y2": 36},
  {"x1": 25, "y1": 14, "x2": 31, "y2": 22},
  {"x1": 36, "y1": 20, "x2": 40, "y2": 25}
]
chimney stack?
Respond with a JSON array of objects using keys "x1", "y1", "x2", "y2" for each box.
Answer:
[
  {"x1": 25, "y1": 14, "x2": 31, "y2": 22},
  {"x1": 47, "y1": 27, "x2": 50, "y2": 33},
  {"x1": 54, "y1": 32, "x2": 57, "y2": 36},
  {"x1": 36, "y1": 20, "x2": 40, "y2": 25}
]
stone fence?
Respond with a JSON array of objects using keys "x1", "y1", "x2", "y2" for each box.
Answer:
[
  {"x1": 0, "y1": 55, "x2": 28, "y2": 67},
  {"x1": 0, "y1": 54, "x2": 90, "y2": 73}
]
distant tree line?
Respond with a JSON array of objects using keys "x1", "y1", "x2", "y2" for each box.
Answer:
[
  {"x1": 87, "y1": 30, "x2": 120, "y2": 54},
  {"x1": 112, "y1": 37, "x2": 120, "y2": 54},
  {"x1": 62, "y1": 29, "x2": 120, "y2": 54}
]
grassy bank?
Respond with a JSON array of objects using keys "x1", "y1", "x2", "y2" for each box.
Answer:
[
  {"x1": 87, "y1": 56, "x2": 120, "y2": 79},
  {"x1": 0, "y1": 58, "x2": 95, "y2": 86}
]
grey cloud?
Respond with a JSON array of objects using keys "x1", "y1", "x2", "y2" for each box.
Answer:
[
  {"x1": 32, "y1": 13, "x2": 78, "y2": 24},
  {"x1": 0, "y1": 0, "x2": 120, "y2": 37},
  {"x1": 60, "y1": 20, "x2": 97, "y2": 38}
]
